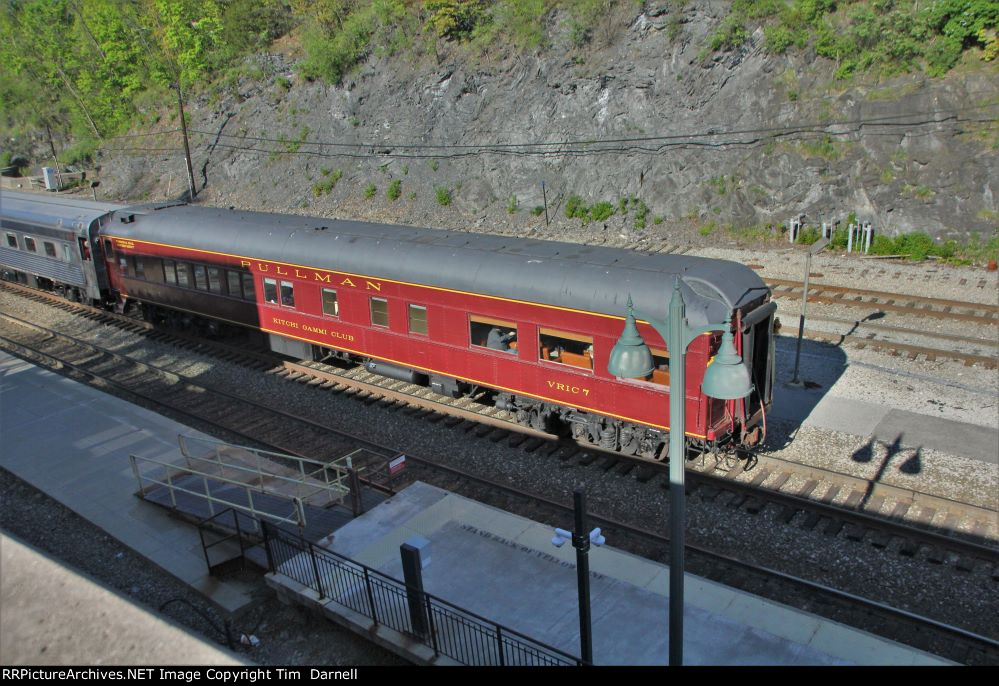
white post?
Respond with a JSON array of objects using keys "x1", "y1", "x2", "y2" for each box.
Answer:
[
  {"x1": 847, "y1": 223, "x2": 855, "y2": 253},
  {"x1": 863, "y1": 222, "x2": 873, "y2": 254}
]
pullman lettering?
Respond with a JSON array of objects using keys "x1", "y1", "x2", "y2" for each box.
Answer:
[{"x1": 241, "y1": 260, "x2": 381, "y2": 291}]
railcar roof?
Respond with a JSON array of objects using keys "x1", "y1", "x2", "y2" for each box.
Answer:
[
  {"x1": 1, "y1": 190, "x2": 123, "y2": 231},
  {"x1": 111, "y1": 204, "x2": 770, "y2": 327}
]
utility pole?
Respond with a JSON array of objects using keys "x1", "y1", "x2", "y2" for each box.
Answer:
[{"x1": 175, "y1": 82, "x2": 197, "y2": 200}]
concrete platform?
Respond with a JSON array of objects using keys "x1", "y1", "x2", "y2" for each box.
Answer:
[
  {"x1": 269, "y1": 481, "x2": 950, "y2": 666},
  {"x1": 1, "y1": 532, "x2": 244, "y2": 665},
  {"x1": 773, "y1": 385, "x2": 998, "y2": 465},
  {"x1": 0, "y1": 352, "x2": 258, "y2": 615}
]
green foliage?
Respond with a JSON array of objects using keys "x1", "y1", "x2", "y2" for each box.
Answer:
[
  {"x1": 699, "y1": 221, "x2": 717, "y2": 237},
  {"x1": 364, "y1": 182, "x2": 377, "y2": 199},
  {"x1": 566, "y1": 0, "x2": 615, "y2": 47},
  {"x1": 61, "y1": 138, "x2": 98, "y2": 167},
  {"x1": 633, "y1": 199, "x2": 648, "y2": 229},
  {"x1": 150, "y1": 0, "x2": 225, "y2": 88},
  {"x1": 470, "y1": 0, "x2": 548, "y2": 51},
  {"x1": 297, "y1": 0, "x2": 410, "y2": 84},
  {"x1": 221, "y1": 0, "x2": 294, "y2": 56},
  {"x1": 312, "y1": 168, "x2": 342, "y2": 196},
  {"x1": 507, "y1": 195, "x2": 519, "y2": 214},
  {"x1": 531, "y1": 205, "x2": 545, "y2": 216},
  {"x1": 435, "y1": 186, "x2": 452, "y2": 206},
  {"x1": 590, "y1": 201, "x2": 615, "y2": 222},
  {"x1": 564, "y1": 195, "x2": 617, "y2": 223},
  {"x1": 428, "y1": 159, "x2": 439, "y2": 171},
  {"x1": 795, "y1": 225, "x2": 822, "y2": 245},
  {"x1": 708, "y1": 0, "x2": 998, "y2": 78},
  {"x1": 425, "y1": 0, "x2": 487, "y2": 41},
  {"x1": 387, "y1": 179, "x2": 402, "y2": 201}
]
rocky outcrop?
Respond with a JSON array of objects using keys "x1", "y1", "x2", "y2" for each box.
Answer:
[{"x1": 100, "y1": 2, "x2": 998, "y2": 242}]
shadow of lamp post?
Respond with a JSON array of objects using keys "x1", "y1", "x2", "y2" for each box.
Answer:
[{"x1": 608, "y1": 279, "x2": 753, "y2": 666}]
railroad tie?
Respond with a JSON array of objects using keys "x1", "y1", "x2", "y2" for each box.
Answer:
[
  {"x1": 800, "y1": 512, "x2": 823, "y2": 530},
  {"x1": 823, "y1": 518, "x2": 845, "y2": 537},
  {"x1": 473, "y1": 423, "x2": 493, "y2": 437},
  {"x1": 521, "y1": 438, "x2": 544, "y2": 453},
  {"x1": 488, "y1": 429, "x2": 507, "y2": 442},
  {"x1": 768, "y1": 472, "x2": 791, "y2": 492},
  {"x1": 778, "y1": 504, "x2": 799, "y2": 524},
  {"x1": 577, "y1": 452, "x2": 598, "y2": 466},
  {"x1": 748, "y1": 468, "x2": 771, "y2": 488},
  {"x1": 725, "y1": 492, "x2": 747, "y2": 509},
  {"x1": 697, "y1": 484, "x2": 720, "y2": 502},
  {"x1": 542, "y1": 442, "x2": 563, "y2": 457},
  {"x1": 616, "y1": 461, "x2": 635, "y2": 477},
  {"x1": 868, "y1": 530, "x2": 891, "y2": 549},
  {"x1": 634, "y1": 465, "x2": 657, "y2": 483},
  {"x1": 955, "y1": 556, "x2": 976, "y2": 573},
  {"x1": 843, "y1": 522, "x2": 867, "y2": 541},
  {"x1": 898, "y1": 537, "x2": 921, "y2": 557},
  {"x1": 507, "y1": 433, "x2": 527, "y2": 448},
  {"x1": 557, "y1": 446, "x2": 578, "y2": 461},
  {"x1": 924, "y1": 546, "x2": 945, "y2": 565},
  {"x1": 443, "y1": 415, "x2": 464, "y2": 427},
  {"x1": 798, "y1": 479, "x2": 819, "y2": 499}
]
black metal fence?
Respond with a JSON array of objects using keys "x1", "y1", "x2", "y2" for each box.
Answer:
[{"x1": 262, "y1": 522, "x2": 580, "y2": 666}]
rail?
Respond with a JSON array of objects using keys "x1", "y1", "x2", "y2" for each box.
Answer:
[{"x1": 262, "y1": 522, "x2": 581, "y2": 666}]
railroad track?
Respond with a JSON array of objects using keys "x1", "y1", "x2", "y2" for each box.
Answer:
[
  {"x1": 767, "y1": 277, "x2": 999, "y2": 326},
  {"x1": 1, "y1": 313, "x2": 996, "y2": 664},
  {"x1": 3, "y1": 281, "x2": 997, "y2": 559}
]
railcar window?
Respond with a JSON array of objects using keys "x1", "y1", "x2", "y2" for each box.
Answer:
[
  {"x1": 264, "y1": 278, "x2": 278, "y2": 304},
  {"x1": 43, "y1": 242, "x2": 57, "y2": 258},
  {"x1": 103, "y1": 239, "x2": 114, "y2": 259},
  {"x1": 408, "y1": 304, "x2": 427, "y2": 335},
  {"x1": 164, "y1": 260, "x2": 177, "y2": 285},
  {"x1": 175, "y1": 263, "x2": 191, "y2": 288},
  {"x1": 226, "y1": 271, "x2": 242, "y2": 298},
  {"x1": 280, "y1": 281, "x2": 295, "y2": 307},
  {"x1": 147, "y1": 257, "x2": 164, "y2": 281},
  {"x1": 370, "y1": 297, "x2": 388, "y2": 327},
  {"x1": 470, "y1": 315, "x2": 518, "y2": 353},
  {"x1": 208, "y1": 267, "x2": 223, "y2": 294},
  {"x1": 62, "y1": 245, "x2": 72, "y2": 262},
  {"x1": 646, "y1": 347, "x2": 670, "y2": 386},
  {"x1": 241, "y1": 274, "x2": 255, "y2": 301},
  {"x1": 24, "y1": 237, "x2": 37, "y2": 252},
  {"x1": 539, "y1": 328, "x2": 593, "y2": 370},
  {"x1": 5, "y1": 234, "x2": 17, "y2": 249},
  {"x1": 119, "y1": 256, "x2": 130, "y2": 276},
  {"x1": 322, "y1": 288, "x2": 339, "y2": 317},
  {"x1": 133, "y1": 256, "x2": 145, "y2": 279},
  {"x1": 193, "y1": 265, "x2": 208, "y2": 290}
]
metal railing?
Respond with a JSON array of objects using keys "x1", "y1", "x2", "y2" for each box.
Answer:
[
  {"x1": 262, "y1": 522, "x2": 580, "y2": 666},
  {"x1": 129, "y1": 452, "x2": 306, "y2": 528},
  {"x1": 178, "y1": 434, "x2": 350, "y2": 509}
]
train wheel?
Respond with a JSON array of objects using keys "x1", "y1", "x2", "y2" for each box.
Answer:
[{"x1": 619, "y1": 428, "x2": 640, "y2": 456}]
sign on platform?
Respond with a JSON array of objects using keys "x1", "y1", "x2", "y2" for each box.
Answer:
[{"x1": 389, "y1": 454, "x2": 406, "y2": 474}]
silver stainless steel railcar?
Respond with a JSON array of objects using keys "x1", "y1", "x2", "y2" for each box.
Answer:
[{"x1": 0, "y1": 190, "x2": 122, "y2": 304}]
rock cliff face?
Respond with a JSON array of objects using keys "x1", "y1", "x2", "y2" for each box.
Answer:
[{"x1": 102, "y1": 2, "x2": 997, "y2": 242}]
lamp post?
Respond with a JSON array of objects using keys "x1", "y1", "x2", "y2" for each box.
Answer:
[
  {"x1": 789, "y1": 237, "x2": 829, "y2": 387},
  {"x1": 608, "y1": 279, "x2": 752, "y2": 666},
  {"x1": 552, "y1": 489, "x2": 605, "y2": 665}
]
